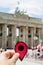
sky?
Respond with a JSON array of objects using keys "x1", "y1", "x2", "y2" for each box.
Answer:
[{"x1": 0, "y1": 0, "x2": 43, "y2": 19}]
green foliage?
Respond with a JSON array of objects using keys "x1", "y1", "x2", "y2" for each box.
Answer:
[{"x1": 16, "y1": 36, "x2": 19, "y2": 43}]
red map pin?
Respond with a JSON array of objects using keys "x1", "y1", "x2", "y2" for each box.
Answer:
[{"x1": 14, "y1": 41, "x2": 27, "y2": 61}]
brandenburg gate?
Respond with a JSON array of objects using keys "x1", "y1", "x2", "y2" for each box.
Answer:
[{"x1": 0, "y1": 12, "x2": 43, "y2": 49}]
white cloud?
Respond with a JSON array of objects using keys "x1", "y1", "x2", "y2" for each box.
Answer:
[
  {"x1": 0, "y1": 0, "x2": 19, "y2": 8},
  {"x1": 0, "y1": 0, "x2": 43, "y2": 18}
]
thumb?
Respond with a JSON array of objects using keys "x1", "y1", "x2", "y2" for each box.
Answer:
[{"x1": 10, "y1": 53, "x2": 19, "y2": 63}]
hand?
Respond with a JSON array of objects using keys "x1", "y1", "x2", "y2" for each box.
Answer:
[{"x1": 0, "y1": 50, "x2": 19, "y2": 65}]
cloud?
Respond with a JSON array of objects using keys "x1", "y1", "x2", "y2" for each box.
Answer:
[
  {"x1": 0, "y1": 0, "x2": 43, "y2": 19},
  {"x1": 0, "y1": 0, "x2": 19, "y2": 8}
]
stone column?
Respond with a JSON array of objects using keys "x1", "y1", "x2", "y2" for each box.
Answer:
[
  {"x1": 33, "y1": 27, "x2": 36, "y2": 47},
  {"x1": 2, "y1": 24, "x2": 7, "y2": 49},
  {"x1": 42, "y1": 27, "x2": 43, "y2": 46},
  {"x1": 38, "y1": 29, "x2": 41, "y2": 45},
  {"x1": 8, "y1": 26, "x2": 12, "y2": 48},
  {"x1": 31, "y1": 28, "x2": 34, "y2": 47},
  {"x1": 12, "y1": 25, "x2": 16, "y2": 48},
  {"x1": 19, "y1": 27, "x2": 22, "y2": 41},
  {"x1": 25, "y1": 26, "x2": 28, "y2": 46},
  {"x1": 23, "y1": 27, "x2": 25, "y2": 42},
  {"x1": 34, "y1": 27, "x2": 36, "y2": 35},
  {"x1": 42, "y1": 27, "x2": 43, "y2": 39},
  {"x1": 0, "y1": 25, "x2": 2, "y2": 48}
]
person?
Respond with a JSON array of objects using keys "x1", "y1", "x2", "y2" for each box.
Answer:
[{"x1": 0, "y1": 50, "x2": 19, "y2": 65}]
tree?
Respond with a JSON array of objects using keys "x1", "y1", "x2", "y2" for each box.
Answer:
[{"x1": 16, "y1": 36, "x2": 19, "y2": 43}]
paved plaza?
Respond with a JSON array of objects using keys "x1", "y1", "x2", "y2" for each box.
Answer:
[
  {"x1": 16, "y1": 49, "x2": 43, "y2": 65},
  {"x1": 16, "y1": 58, "x2": 43, "y2": 65},
  {"x1": 0, "y1": 49, "x2": 43, "y2": 65}
]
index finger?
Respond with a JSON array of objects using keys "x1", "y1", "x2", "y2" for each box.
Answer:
[{"x1": 4, "y1": 50, "x2": 15, "y2": 59}]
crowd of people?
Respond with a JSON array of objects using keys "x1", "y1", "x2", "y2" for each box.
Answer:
[
  {"x1": 0, "y1": 44, "x2": 43, "y2": 61},
  {"x1": 25, "y1": 45, "x2": 43, "y2": 59}
]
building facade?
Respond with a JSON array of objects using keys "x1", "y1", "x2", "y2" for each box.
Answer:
[{"x1": 0, "y1": 12, "x2": 43, "y2": 49}]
